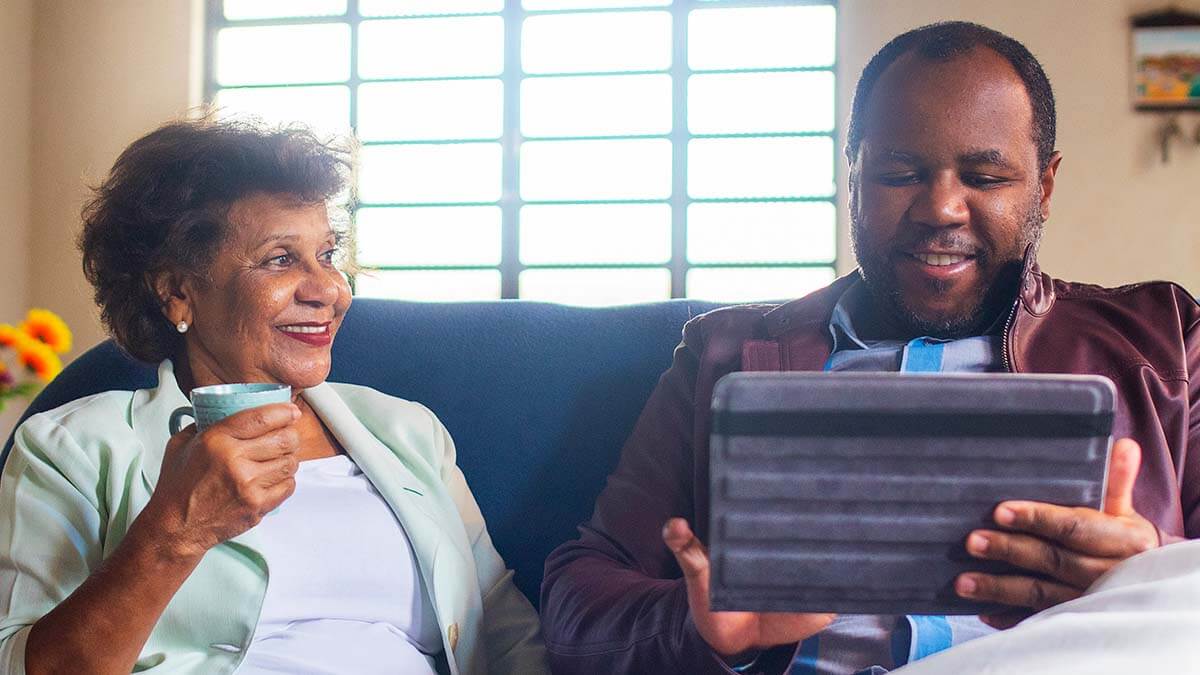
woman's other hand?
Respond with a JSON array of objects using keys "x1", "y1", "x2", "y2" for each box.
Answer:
[{"x1": 141, "y1": 402, "x2": 302, "y2": 560}]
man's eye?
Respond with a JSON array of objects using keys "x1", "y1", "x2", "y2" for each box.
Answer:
[
  {"x1": 963, "y1": 174, "x2": 1007, "y2": 188},
  {"x1": 319, "y1": 247, "x2": 341, "y2": 264},
  {"x1": 877, "y1": 173, "x2": 921, "y2": 186},
  {"x1": 266, "y1": 254, "x2": 292, "y2": 267}
]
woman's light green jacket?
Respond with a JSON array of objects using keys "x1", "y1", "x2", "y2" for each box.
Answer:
[{"x1": 0, "y1": 361, "x2": 548, "y2": 674}]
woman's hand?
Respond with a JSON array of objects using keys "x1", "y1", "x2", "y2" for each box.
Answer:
[
  {"x1": 140, "y1": 402, "x2": 303, "y2": 560},
  {"x1": 662, "y1": 518, "x2": 835, "y2": 661}
]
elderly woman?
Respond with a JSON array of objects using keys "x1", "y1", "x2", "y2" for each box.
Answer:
[{"x1": 0, "y1": 119, "x2": 547, "y2": 674}]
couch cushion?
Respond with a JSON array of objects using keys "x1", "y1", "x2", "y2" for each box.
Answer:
[{"x1": 3, "y1": 298, "x2": 722, "y2": 605}]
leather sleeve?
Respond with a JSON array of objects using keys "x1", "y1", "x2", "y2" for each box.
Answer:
[
  {"x1": 1180, "y1": 311, "x2": 1200, "y2": 541},
  {"x1": 539, "y1": 321, "x2": 796, "y2": 675}
]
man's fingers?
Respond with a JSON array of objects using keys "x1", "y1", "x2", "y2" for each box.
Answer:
[
  {"x1": 965, "y1": 530, "x2": 1110, "y2": 589},
  {"x1": 955, "y1": 572, "x2": 1080, "y2": 612},
  {"x1": 991, "y1": 501, "x2": 1156, "y2": 559},
  {"x1": 1102, "y1": 438, "x2": 1141, "y2": 517},
  {"x1": 215, "y1": 403, "x2": 301, "y2": 440},
  {"x1": 978, "y1": 609, "x2": 1030, "y2": 631},
  {"x1": 662, "y1": 518, "x2": 711, "y2": 582}
]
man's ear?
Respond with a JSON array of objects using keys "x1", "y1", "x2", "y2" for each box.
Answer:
[
  {"x1": 1038, "y1": 151, "x2": 1063, "y2": 222},
  {"x1": 150, "y1": 270, "x2": 193, "y2": 328}
]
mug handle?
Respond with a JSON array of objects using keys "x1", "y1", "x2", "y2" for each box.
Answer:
[{"x1": 169, "y1": 406, "x2": 195, "y2": 435}]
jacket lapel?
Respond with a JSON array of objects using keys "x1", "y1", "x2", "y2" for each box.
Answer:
[
  {"x1": 130, "y1": 360, "x2": 190, "y2": 490},
  {"x1": 301, "y1": 384, "x2": 452, "y2": 598}
]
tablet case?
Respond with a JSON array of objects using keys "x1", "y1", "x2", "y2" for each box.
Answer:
[{"x1": 708, "y1": 372, "x2": 1115, "y2": 615}]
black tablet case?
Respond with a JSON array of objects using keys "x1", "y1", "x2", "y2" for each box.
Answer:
[{"x1": 708, "y1": 372, "x2": 1114, "y2": 615}]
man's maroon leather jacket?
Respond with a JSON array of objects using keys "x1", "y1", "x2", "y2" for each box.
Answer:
[{"x1": 540, "y1": 259, "x2": 1200, "y2": 674}]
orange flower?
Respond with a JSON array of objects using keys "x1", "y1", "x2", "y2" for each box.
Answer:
[
  {"x1": 0, "y1": 324, "x2": 20, "y2": 349},
  {"x1": 17, "y1": 338, "x2": 63, "y2": 382},
  {"x1": 20, "y1": 309, "x2": 72, "y2": 354}
]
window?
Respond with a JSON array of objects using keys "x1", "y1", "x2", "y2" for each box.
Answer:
[{"x1": 206, "y1": 0, "x2": 837, "y2": 304}]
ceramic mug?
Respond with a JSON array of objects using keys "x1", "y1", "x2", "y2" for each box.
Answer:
[{"x1": 169, "y1": 383, "x2": 292, "y2": 435}]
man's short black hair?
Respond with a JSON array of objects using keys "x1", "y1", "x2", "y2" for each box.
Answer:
[{"x1": 846, "y1": 21, "x2": 1057, "y2": 170}]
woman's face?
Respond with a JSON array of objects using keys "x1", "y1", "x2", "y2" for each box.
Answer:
[{"x1": 179, "y1": 192, "x2": 352, "y2": 391}]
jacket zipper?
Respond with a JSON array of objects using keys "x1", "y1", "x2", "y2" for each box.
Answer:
[{"x1": 1001, "y1": 296, "x2": 1020, "y2": 373}]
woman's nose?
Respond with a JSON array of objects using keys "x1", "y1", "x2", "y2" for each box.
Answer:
[{"x1": 296, "y1": 261, "x2": 341, "y2": 306}]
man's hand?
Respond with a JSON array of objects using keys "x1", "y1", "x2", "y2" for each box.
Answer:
[
  {"x1": 662, "y1": 518, "x2": 835, "y2": 660},
  {"x1": 955, "y1": 438, "x2": 1159, "y2": 628}
]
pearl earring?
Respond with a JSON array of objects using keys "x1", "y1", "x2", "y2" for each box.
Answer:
[{"x1": 176, "y1": 321, "x2": 189, "y2": 333}]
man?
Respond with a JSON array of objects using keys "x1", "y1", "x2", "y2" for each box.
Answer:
[{"x1": 539, "y1": 22, "x2": 1199, "y2": 675}]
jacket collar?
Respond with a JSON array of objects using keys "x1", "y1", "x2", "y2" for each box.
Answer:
[
  {"x1": 762, "y1": 244, "x2": 1054, "y2": 340},
  {"x1": 132, "y1": 360, "x2": 190, "y2": 489}
]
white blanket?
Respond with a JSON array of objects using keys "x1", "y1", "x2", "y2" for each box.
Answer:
[{"x1": 892, "y1": 540, "x2": 1200, "y2": 675}]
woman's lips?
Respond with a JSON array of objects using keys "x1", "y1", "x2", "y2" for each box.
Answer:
[{"x1": 276, "y1": 322, "x2": 332, "y2": 347}]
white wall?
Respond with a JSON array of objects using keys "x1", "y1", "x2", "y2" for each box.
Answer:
[
  {"x1": 29, "y1": 0, "x2": 196, "y2": 356},
  {"x1": 837, "y1": 0, "x2": 1200, "y2": 289},
  {"x1": 0, "y1": 0, "x2": 34, "y2": 436}
]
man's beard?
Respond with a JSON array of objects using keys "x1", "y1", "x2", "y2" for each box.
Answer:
[{"x1": 850, "y1": 201, "x2": 1043, "y2": 340}]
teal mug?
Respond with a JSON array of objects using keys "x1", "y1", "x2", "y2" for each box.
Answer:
[{"x1": 169, "y1": 383, "x2": 292, "y2": 435}]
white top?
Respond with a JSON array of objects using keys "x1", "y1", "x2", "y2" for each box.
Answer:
[{"x1": 237, "y1": 454, "x2": 442, "y2": 675}]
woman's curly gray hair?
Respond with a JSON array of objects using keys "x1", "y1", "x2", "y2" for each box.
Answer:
[{"x1": 79, "y1": 116, "x2": 352, "y2": 363}]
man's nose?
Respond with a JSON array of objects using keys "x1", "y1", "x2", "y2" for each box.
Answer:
[{"x1": 908, "y1": 174, "x2": 969, "y2": 229}]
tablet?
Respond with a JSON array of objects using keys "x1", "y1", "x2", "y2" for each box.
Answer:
[{"x1": 708, "y1": 372, "x2": 1114, "y2": 615}]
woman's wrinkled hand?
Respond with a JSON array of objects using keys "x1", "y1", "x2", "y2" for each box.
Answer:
[{"x1": 140, "y1": 403, "x2": 302, "y2": 560}]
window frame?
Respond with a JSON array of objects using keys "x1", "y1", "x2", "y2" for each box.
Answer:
[{"x1": 203, "y1": 0, "x2": 839, "y2": 301}]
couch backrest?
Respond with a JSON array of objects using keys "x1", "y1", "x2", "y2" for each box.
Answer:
[{"x1": 3, "y1": 298, "x2": 723, "y2": 606}]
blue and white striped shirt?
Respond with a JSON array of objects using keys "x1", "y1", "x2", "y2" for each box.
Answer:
[{"x1": 788, "y1": 280, "x2": 1003, "y2": 675}]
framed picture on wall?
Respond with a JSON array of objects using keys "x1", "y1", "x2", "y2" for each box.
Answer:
[{"x1": 1132, "y1": 9, "x2": 1200, "y2": 110}]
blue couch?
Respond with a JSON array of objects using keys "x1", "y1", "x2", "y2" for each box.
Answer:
[{"x1": 1, "y1": 298, "x2": 723, "y2": 606}]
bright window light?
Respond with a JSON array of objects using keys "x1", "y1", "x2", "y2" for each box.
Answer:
[{"x1": 210, "y1": 1, "x2": 837, "y2": 305}]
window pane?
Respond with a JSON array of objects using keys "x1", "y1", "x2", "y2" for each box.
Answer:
[
  {"x1": 521, "y1": 139, "x2": 671, "y2": 200},
  {"x1": 358, "y1": 80, "x2": 503, "y2": 141},
  {"x1": 688, "y1": 137, "x2": 834, "y2": 198},
  {"x1": 359, "y1": 143, "x2": 502, "y2": 203},
  {"x1": 689, "y1": 6, "x2": 835, "y2": 70},
  {"x1": 354, "y1": 270, "x2": 501, "y2": 301},
  {"x1": 525, "y1": 0, "x2": 668, "y2": 8},
  {"x1": 523, "y1": 12, "x2": 671, "y2": 74},
  {"x1": 217, "y1": 24, "x2": 350, "y2": 85},
  {"x1": 520, "y1": 268, "x2": 670, "y2": 306},
  {"x1": 359, "y1": 17, "x2": 503, "y2": 79},
  {"x1": 521, "y1": 204, "x2": 670, "y2": 264},
  {"x1": 686, "y1": 266, "x2": 836, "y2": 303},
  {"x1": 688, "y1": 202, "x2": 836, "y2": 264},
  {"x1": 356, "y1": 206, "x2": 501, "y2": 266},
  {"x1": 360, "y1": 0, "x2": 503, "y2": 16},
  {"x1": 223, "y1": 0, "x2": 346, "y2": 20},
  {"x1": 522, "y1": 74, "x2": 671, "y2": 137},
  {"x1": 689, "y1": 71, "x2": 834, "y2": 134},
  {"x1": 215, "y1": 85, "x2": 350, "y2": 136}
]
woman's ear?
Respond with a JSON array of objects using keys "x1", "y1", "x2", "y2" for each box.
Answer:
[{"x1": 150, "y1": 270, "x2": 193, "y2": 328}]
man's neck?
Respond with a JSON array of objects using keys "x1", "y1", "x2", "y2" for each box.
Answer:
[{"x1": 848, "y1": 278, "x2": 1017, "y2": 343}]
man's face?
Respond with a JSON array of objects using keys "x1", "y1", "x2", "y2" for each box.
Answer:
[{"x1": 848, "y1": 47, "x2": 1060, "y2": 338}]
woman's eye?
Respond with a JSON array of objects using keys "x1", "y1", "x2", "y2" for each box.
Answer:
[
  {"x1": 319, "y1": 248, "x2": 339, "y2": 264},
  {"x1": 266, "y1": 254, "x2": 292, "y2": 267}
]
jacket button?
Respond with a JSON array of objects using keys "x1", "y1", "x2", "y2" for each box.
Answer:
[{"x1": 447, "y1": 622, "x2": 460, "y2": 651}]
